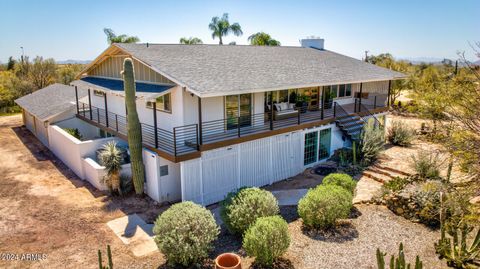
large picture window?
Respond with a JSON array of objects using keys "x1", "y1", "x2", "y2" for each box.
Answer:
[{"x1": 146, "y1": 93, "x2": 171, "y2": 113}]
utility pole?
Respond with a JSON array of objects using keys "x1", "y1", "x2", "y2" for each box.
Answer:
[{"x1": 364, "y1": 50, "x2": 369, "y2": 62}]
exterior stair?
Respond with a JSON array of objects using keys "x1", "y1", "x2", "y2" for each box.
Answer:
[
  {"x1": 362, "y1": 165, "x2": 412, "y2": 184},
  {"x1": 335, "y1": 115, "x2": 365, "y2": 141}
]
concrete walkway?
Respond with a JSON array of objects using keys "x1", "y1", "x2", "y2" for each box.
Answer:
[
  {"x1": 106, "y1": 214, "x2": 158, "y2": 257},
  {"x1": 271, "y1": 189, "x2": 308, "y2": 206}
]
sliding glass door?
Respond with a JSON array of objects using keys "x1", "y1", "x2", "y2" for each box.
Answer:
[
  {"x1": 226, "y1": 94, "x2": 252, "y2": 130},
  {"x1": 303, "y1": 128, "x2": 332, "y2": 166}
]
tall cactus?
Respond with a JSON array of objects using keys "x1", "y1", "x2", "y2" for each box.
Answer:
[
  {"x1": 123, "y1": 58, "x2": 145, "y2": 195},
  {"x1": 98, "y1": 245, "x2": 113, "y2": 269}
]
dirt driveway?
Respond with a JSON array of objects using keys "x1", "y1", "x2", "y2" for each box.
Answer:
[{"x1": 0, "y1": 115, "x2": 165, "y2": 268}]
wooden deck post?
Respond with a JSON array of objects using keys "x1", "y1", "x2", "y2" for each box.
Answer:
[
  {"x1": 104, "y1": 93, "x2": 109, "y2": 127},
  {"x1": 358, "y1": 83, "x2": 363, "y2": 112},
  {"x1": 88, "y1": 89, "x2": 92, "y2": 120},
  {"x1": 74, "y1": 86, "x2": 79, "y2": 114},
  {"x1": 374, "y1": 95, "x2": 377, "y2": 109},
  {"x1": 269, "y1": 91, "x2": 274, "y2": 130},
  {"x1": 153, "y1": 102, "x2": 158, "y2": 148},
  {"x1": 333, "y1": 102, "x2": 337, "y2": 117},
  {"x1": 198, "y1": 96, "x2": 203, "y2": 145},
  {"x1": 387, "y1": 80, "x2": 391, "y2": 108}
]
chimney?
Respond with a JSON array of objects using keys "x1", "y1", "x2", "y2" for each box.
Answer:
[{"x1": 300, "y1": 37, "x2": 324, "y2": 50}]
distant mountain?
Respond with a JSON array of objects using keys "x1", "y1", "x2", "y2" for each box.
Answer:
[{"x1": 56, "y1": 59, "x2": 91, "y2": 65}]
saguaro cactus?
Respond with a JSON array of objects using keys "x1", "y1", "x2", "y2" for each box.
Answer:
[{"x1": 123, "y1": 58, "x2": 145, "y2": 195}]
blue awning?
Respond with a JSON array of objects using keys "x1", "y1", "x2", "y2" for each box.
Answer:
[{"x1": 71, "y1": 77, "x2": 174, "y2": 100}]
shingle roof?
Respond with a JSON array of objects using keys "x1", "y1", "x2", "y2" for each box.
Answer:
[
  {"x1": 115, "y1": 43, "x2": 406, "y2": 97},
  {"x1": 70, "y1": 77, "x2": 174, "y2": 99},
  {"x1": 15, "y1": 83, "x2": 87, "y2": 121}
]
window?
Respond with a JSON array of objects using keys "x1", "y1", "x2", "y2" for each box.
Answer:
[
  {"x1": 160, "y1": 165, "x2": 169, "y2": 176},
  {"x1": 304, "y1": 128, "x2": 332, "y2": 166},
  {"x1": 278, "y1": 90, "x2": 289, "y2": 103},
  {"x1": 346, "y1": 84, "x2": 352, "y2": 96},
  {"x1": 93, "y1": 90, "x2": 104, "y2": 97},
  {"x1": 330, "y1": 85, "x2": 338, "y2": 98},
  {"x1": 147, "y1": 93, "x2": 171, "y2": 112},
  {"x1": 339, "y1": 84, "x2": 346, "y2": 97},
  {"x1": 318, "y1": 128, "x2": 331, "y2": 160},
  {"x1": 304, "y1": 131, "x2": 318, "y2": 165}
]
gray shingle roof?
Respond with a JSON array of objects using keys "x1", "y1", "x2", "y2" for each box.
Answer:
[
  {"x1": 15, "y1": 83, "x2": 87, "y2": 121},
  {"x1": 115, "y1": 43, "x2": 406, "y2": 97}
]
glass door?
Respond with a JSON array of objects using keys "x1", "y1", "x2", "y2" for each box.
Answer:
[
  {"x1": 226, "y1": 94, "x2": 252, "y2": 130},
  {"x1": 304, "y1": 131, "x2": 318, "y2": 165}
]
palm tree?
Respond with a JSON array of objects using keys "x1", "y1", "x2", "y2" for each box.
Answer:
[
  {"x1": 99, "y1": 141, "x2": 122, "y2": 194},
  {"x1": 248, "y1": 32, "x2": 281, "y2": 46},
  {"x1": 179, "y1": 37, "x2": 203, "y2": 45},
  {"x1": 208, "y1": 13, "x2": 243, "y2": 45},
  {"x1": 103, "y1": 28, "x2": 140, "y2": 44}
]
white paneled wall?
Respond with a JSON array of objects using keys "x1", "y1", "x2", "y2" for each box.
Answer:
[{"x1": 181, "y1": 131, "x2": 304, "y2": 205}]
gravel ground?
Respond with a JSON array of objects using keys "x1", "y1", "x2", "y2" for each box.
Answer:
[{"x1": 286, "y1": 204, "x2": 447, "y2": 269}]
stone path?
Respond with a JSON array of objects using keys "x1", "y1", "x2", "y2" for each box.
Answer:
[
  {"x1": 106, "y1": 214, "x2": 158, "y2": 257},
  {"x1": 353, "y1": 176, "x2": 383, "y2": 204}
]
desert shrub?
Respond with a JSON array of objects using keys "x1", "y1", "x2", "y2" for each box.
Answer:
[
  {"x1": 298, "y1": 185, "x2": 352, "y2": 229},
  {"x1": 410, "y1": 151, "x2": 442, "y2": 179},
  {"x1": 411, "y1": 181, "x2": 446, "y2": 227},
  {"x1": 99, "y1": 141, "x2": 122, "y2": 194},
  {"x1": 322, "y1": 173, "x2": 356, "y2": 194},
  {"x1": 387, "y1": 120, "x2": 415, "y2": 146},
  {"x1": 153, "y1": 202, "x2": 219, "y2": 266},
  {"x1": 383, "y1": 177, "x2": 409, "y2": 192},
  {"x1": 63, "y1": 127, "x2": 82, "y2": 140},
  {"x1": 243, "y1": 216, "x2": 290, "y2": 266},
  {"x1": 119, "y1": 174, "x2": 133, "y2": 194},
  {"x1": 220, "y1": 187, "x2": 279, "y2": 235},
  {"x1": 360, "y1": 122, "x2": 385, "y2": 165}
]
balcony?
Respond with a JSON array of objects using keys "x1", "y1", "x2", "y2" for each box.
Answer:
[{"x1": 76, "y1": 95, "x2": 388, "y2": 162}]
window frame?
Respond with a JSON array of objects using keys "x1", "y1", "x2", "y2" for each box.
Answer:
[{"x1": 146, "y1": 93, "x2": 172, "y2": 113}]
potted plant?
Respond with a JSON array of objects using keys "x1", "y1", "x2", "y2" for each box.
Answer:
[
  {"x1": 296, "y1": 94, "x2": 309, "y2": 113},
  {"x1": 215, "y1": 253, "x2": 241, "y2": 269}
]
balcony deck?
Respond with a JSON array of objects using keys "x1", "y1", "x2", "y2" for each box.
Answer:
[{"x1": 76, "y1": 101, "x2": 387, "y2": 162}]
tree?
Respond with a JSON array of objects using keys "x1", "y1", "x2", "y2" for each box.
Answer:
[
  {"x1": 179, "y1": 37, "x2": 203, "y2": 45},
  {"x1": 103, "y1": 28, "x2": 140, "y2": 44},
  {"x1": 29, "y1": 56, "x2": 57, "y2": 90},
  {"x1": 57, "y1": 64, "x2": 84, "y2": 84},
  {"x1": 7, "y1": 56, "x2": 16, "y2": 70},
  {"x1": 208, "y1": 13, "x2": 242, "y2": 45},
  {"x1": 248, "y1": 32, "x2": 281, "y2": 46}
]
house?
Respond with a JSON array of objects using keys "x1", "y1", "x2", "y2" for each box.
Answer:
[
  {"x1": 63, "y1": 38, "x2": 404, "y2": 205},
  {"x1": 15, "y1": 83, "x2": 89, "y2": 147}
]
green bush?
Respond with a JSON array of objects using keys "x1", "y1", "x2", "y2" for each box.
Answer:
[
  {"x1": 383, "y1": 177, "x2": 409, "y2": 192},
  {"x1": 63, "y1": 127, "x2": 82, "y2": 140},
  {"x1": 387, "y1": 120, "x2": 416, "y2": 146},
  {"x1": 410, "y1": 151, "x2": 441, "y2": 179},
  {"x1": 298, "y1": 185, "x2": 353, "y2": 229},
  {"x1": 243, "y1": 216, "x2": 290, "y2": 266},
  {"x1": 153, "y1": 202, "x2": 219, "y2": 266},
  {"x1": 322, "y1": 173, "x2": 356, "y2": 194},
  {"x1": 412, "y1": 181, "x2": 445, "y2": 227},
  {"x1": 360, "y1": 122, "x2": 385, "y2": 165},
  {"x1": 220, "y1": 187, "x2": 279, "y2": 235}
]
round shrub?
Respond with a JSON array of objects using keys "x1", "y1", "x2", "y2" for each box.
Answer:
[
  {"x1": 220, "y1": 187, "x2": 279, "y2": 235},
  {"x1": 153, "y1": 201, "x2": 219, "y2": 266},
  {"x1": 243, "y1": 215, "x2": 290, "y2": 266},
  {"x1": 298, "y1": 185, "x2": 353, "y2": 229},
  {"x1": 322, "y1": 173, "x2": 357, "y2": 194}
]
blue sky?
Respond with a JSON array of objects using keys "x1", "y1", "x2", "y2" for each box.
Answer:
[{"x1": 1, "y1": 0, "x2": 478, "y2": 63}]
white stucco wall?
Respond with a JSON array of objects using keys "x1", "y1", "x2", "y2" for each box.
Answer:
[{"x1": 83, "y1": 159, "x2": 132, "y2": 191}]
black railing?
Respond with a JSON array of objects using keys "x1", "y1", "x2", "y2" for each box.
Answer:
[
  {"x1": 77, "y1": 98, "x2": 385, "y2": 158},
  {"x1": 77, "y1": 102, "x2": 197, "y2": 156},
  {"x1": 358, "y1": 103, "x2": 383, "y2": 128}
]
